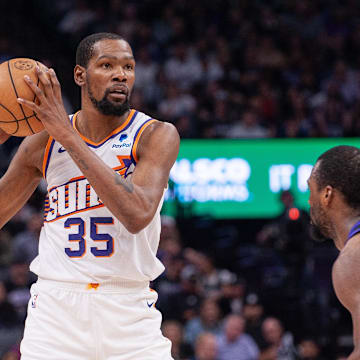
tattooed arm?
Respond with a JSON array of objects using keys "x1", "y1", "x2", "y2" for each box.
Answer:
[{"x1": 64, "y1": 121, "x2": 179, "y2": 233}]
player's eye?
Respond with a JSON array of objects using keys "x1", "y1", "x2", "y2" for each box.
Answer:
[
  {"x1": 125, "y1": 64, "x2": 134, "y2": 70},
  {"x1": 102, "y1": 63, "x2": 111, "y2": 69}
]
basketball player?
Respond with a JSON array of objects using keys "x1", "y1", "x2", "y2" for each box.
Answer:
[
  {"x1": 0, "y1": 32, "x2": 179, "y2": 359},
  {"x1": 308, "y1": 145, "x2": 360, "y2": 360}
]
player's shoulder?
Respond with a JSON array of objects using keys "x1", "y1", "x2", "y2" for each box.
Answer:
[
  {"x1": 333, "y1": 237, "x2": 360, "y2": 280},
  {"x1": 136, "y1": 110, "x2": 178, "y2": 137},
  {"x1": 148, "y1": 119, "x2": 178, "y2": 135},
  {"x1": 134, "y1": 112, "x2": 179, "y2": 160},
  {"x1": 142, "y1": 118, "x2": 179, "y2": 149},
  {"x1": 333, "y1": 237, "x2": 360, "y2": 310}
]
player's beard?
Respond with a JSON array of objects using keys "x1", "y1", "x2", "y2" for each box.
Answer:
[
  {"x1": 87, "y1": 82, "x2": 130, "y2": 117},
  {"x1": 309, "y1": 203, "x2": 333, "y2": 243},
  {"x1": 309, "y1": 223, "x2": 328, "y2": 242}
]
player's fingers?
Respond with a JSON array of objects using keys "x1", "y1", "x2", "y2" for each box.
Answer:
[
  {"x1": 17, "y1": 97, "x2": 38, "y2": 112},
  {"x1": 24, "y1": 75, "x2": 45, "y2": 99},
  {"x1": 49, "y1": 69, "x2": 62, "y2": 99},
  {"x1": 36, "y1": 66, "x2": 53, "y2": 96}
]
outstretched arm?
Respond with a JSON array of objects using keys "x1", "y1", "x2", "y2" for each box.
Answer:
[
  {"x1": 0, "y1": 131, "x2": 48, "y2": 229},
  {"x1": 18, "y1": 67, "x2": 180, "y2": 234}
]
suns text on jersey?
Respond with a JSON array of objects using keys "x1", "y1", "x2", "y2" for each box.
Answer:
[
  {"x1": 44, "y1": 176, "x2": 104, "y2": 222},
  {"x1": 44, "y1": 156, "x2": 133, "y2": 222}
]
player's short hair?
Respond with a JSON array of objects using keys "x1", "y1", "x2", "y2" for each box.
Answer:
[
  {"x1": 314, "y1": 145, "x2": 360, "y2": 209},
  {"x1": 76, "y1": 32, "x2": 126, "y2": 68}
]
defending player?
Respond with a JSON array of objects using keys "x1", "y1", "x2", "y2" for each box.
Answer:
[
  {"x1": 0, "y1": 32, "x2": 179, "y2": 359},
  {"x1": 308, "y1": 145, "x2": 360, "y2": 360}
]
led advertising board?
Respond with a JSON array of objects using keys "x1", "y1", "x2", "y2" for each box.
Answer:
[{"x1": 162, "y1": 138, "x2": 360, "y2": 218}]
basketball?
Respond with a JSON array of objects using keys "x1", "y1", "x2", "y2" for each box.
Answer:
[{"x1": 0, "y1": 58, "x2": 47, "y2": 137}]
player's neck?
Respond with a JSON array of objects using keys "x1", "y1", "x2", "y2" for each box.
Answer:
[
  {"x1": 76, "y1": 107, "x2": 131, "y2": 143},
  {"x1": 335, "y1": 215, "x2": 360, "y2": 250}
]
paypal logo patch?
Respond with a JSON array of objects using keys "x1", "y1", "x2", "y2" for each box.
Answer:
[
  {"x1": 119, "y1": 134, "x2": 128, "y2": 142},
  {"x1": 112, "y1": 134, "x2": 131, "y2": 148}
]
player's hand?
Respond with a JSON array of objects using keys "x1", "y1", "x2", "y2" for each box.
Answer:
[
  {"x1": 16, "y1": 66, "x2": 75, "y2": 144},
  {"x1": 0, "y1": 128, "x2": 10, "y2": 144}
]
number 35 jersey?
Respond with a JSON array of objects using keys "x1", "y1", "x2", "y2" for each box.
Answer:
[{"x1": 30, "y1": 109, "x2": 166, "y2": 283}]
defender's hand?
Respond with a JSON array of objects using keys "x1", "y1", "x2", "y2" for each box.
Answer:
[{"x1": 16, "y1": 66, "x2": 75, "y2": 145}]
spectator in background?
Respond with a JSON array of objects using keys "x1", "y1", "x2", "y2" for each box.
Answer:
[
  {"x1": 0, "y1": 282, "x2": 22, "y2": 359},
  {"x1": 11, "y1": 213, "x2": 42, "y2": 265},
  {"x1": 158, "y1": 215, "x2": 182, "y2": 262},
  {"x1": 260, "y1": 317, "x2": 297, "y2": 360},
  {"x1": 297, "y1": 337, "x2": 324, "y2": 360},
  {"x1": 184, "y1": 298, "x2": 222, "y2": 346},
  {"x1": 217, "y1": 270, "x2": 245, "y2": 316},
  {"x1": 164, "y1": 42, "x2": 203, "y2": 90},
  {"x1": 57, "y1": 0, "x2": 96, "y2": 37},
  {"x1": 226, "y1": 109, "x2": 269, "y2": 139},
  {"x1": 216, "y1": 314, "x2": 259, "y2": 360},
  {"x1": 256, "y1": 190, "x2": 311, "y2": 293},
  {"x1": 161, "y1": 265, "x2": 202, "y2": 322},
  {"x1": 158, "y1": 83, "x2": 196, "y2": 120},
  {"x1": 174, "y1": 114, "x2": 197, "y2": 139},
  {"x1": 162, "y1": 320, "x2": 193, "y2": 360},
  {"x1": 133, "y1": 47, "x2": 159, "y2": 93},
  {"x1": 155, "y1": 254, "x2": 184, "y2": 319},
  {"x1": 184, "y1": 248, "x2": 224, "y2": 298},
  {"x1": 2, "y1": 257, "x2": 35, "y2": 322},
  {"x1": 191, "y1": 332, "x2": 218, "y2": 360},
  {"x1": 255, "y1": 36, "x2": 286, "y2": 69},
  {"x1": 322, "y1": 60, "x2": 360, "y2": 106},
  {"x1": 243, "y1": 293, "x2": 266, "y2": 347},
  {"x1": 257, "y1": 81, "x2": 279, "y2": 128}
]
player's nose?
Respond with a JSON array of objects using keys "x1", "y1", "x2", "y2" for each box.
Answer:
[{"x1": 112, "y1": 66, "x2": 127, "y2": 82}]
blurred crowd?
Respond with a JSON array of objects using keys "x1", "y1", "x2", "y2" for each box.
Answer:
[
  {"x1": 2, "y1": 0, "x2": 360, "y2": 141},
  {"x1": 1, "y1": 0, "x2": 360, "y2": 358}
]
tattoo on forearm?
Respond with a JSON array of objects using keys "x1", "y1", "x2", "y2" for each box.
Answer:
[
  {"x1": 67, "y1": 147, "x2": 89, "y2": 170},
  {"x1": 66, "y1": 145, "x2": 133, "y2": 193},
  {"x1": 114, "y1": 173, "x2": 134, "y2": 193}
]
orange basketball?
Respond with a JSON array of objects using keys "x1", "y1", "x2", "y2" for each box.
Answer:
[{"x1": 0, "y1": 58, "x2": 47, "y2": 137}]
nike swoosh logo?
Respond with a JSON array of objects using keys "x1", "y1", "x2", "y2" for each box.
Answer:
[
  {"x1": 58, "y1": 147, "x2": 66, "y2": 153},
  {"x1": 147, "y1": 301, "x2": 154, "y2": 308}
]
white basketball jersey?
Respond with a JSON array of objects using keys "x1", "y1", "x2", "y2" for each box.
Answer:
[{"x1": 30, "y1": 109, "x2": 166, "y2": 283}]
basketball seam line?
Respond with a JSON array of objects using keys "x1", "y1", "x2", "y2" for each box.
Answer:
[
  {"x1": 7, "y1": 60, "x2": 35, "y2": 134},
  {"x1": 0, "y1": 113, "x2": 39, "y2": 123},
  {"x1": 33, "y1": 62, "x2": 42, "y2": 126},
  {"x1": 5, "y1": 61, "x2": 20, "y2": 134}
]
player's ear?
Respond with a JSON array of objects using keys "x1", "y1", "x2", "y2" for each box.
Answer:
[
  {"x1": 322, "y1": 185, "x2": 333, "y2": 206},
  {"x1": 74, "y1": 65, "x2": 86, "y2": 86}
]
